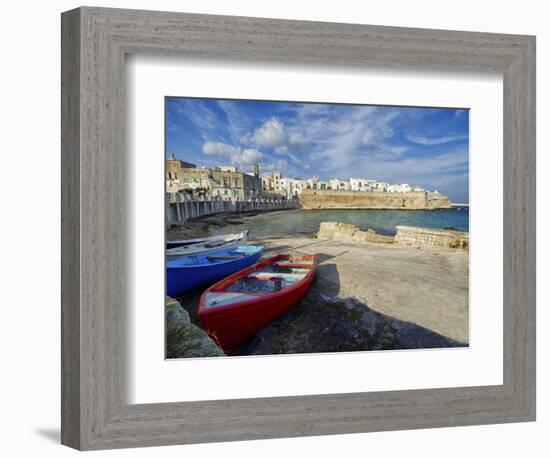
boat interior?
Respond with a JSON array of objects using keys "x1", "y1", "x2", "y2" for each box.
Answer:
[
  {"x1": 225, "y1": 257, "x2": 314, "y2": 294},
  {"x1": 202, "y1": 257, "x2": 315, "y2": 308}
]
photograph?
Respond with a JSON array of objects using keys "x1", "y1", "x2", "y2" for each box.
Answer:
[{"x1": 165, "y1": 97, "x2": 470, "y2": 358}]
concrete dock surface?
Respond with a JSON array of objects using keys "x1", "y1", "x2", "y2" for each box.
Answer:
[{"x1": 259, "y1": 236, "x2": 469, "y2": 344}]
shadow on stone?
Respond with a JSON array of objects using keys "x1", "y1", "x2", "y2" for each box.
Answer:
[
  {"x1": 234, "y1": 291, "x2": 466, "y2": 356},
  {"x1": 175, "y1": 289, "x2": 203, "y2": 326}
]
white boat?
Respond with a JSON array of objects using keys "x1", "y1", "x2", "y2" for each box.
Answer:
[{"x1": 166, "y1": 230, "x2": 249, "y2": 259}]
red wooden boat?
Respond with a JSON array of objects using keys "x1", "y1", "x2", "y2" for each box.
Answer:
[{"x1": 199, "y1": 254, "x2": 317, "y2": 354}]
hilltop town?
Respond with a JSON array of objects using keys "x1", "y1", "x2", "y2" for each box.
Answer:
[{"x1": 166, "y1": 154, "x2": 440, "y2": 201}]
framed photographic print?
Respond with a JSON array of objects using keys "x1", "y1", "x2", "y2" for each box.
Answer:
[
  {"x1": 61, "y1": 6, "x2": 536, "y2": 450},
  {"x1": 164, "y1": 97, "x2": 471, "y2": 359}
]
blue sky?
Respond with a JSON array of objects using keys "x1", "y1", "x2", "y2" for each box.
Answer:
[{"x1": 166, "y1": 97, "x2": 469, "y2": 203}]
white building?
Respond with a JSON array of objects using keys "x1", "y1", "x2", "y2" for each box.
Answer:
[
  {"x1": 280, "y1": 178, "x2": 307, "y2": 198},
  {"x1": 373, "y1": 182, "x2": 390, "y2": 192},
  {"x1": 263, "y1": 172, "x2": 429, "y2": 195},
  {"x1": 306, "y1": 176, "x2": 320, "y2": 189},
  {"x1": 294, "y1": 179, "x2": 308, "y2": 195},
  {"x1": 261, "y1": 175, "x2": 273, "y2": 193},
  {"x1": 272, "y1": 171, "x2": 282, "y2": 193},
  {"x1": 306, "y1": 176, "x2": 330, "y2": 190},
  {"x1": 329, "y1": 178, "x2": 350, "y2": 191},
  {"x1": 216, "y1": 165, "x2": 238, "y2": 173},
  {"x1": 388, "y1": 183, "x2": 413, "y2": 193},
  {"x1": 318, "y1": 180, "x2": 330, "y2": 190},
  {"x1": 261, "y1": 171, "x2": 283, "y2": 194},
  {"x1": 349, "y1": 178, "x2": 377, "y2": 191}
]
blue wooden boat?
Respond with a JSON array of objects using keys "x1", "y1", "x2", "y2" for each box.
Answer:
[{"x1": 166, "y1": 245, "x2": 264, "y2": 297}]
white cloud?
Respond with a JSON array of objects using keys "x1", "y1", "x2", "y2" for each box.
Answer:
[
  {"x1": 273, "y1": 144, "x2": 310, "y2": 170},
  {"x1": 407, "y1": 134, "x2": 468, "y2": 145},
  {"x1": 202, "y1": 142, "x2": 240, "y2": 156},
  {"x1": 259, "y1": 159, "x2": 291, "y2": 175},
  {"x1": 309, "y1": 109, "x2": 402, "y2": 174},
  {"x1": 274, "y1": 145, "x2": 288, "y2": 154},
  {"x1": 343, "y1": 148, "x2": 469, "y2": 186},
  {"x1": 239, "y1": 148, "x2": 263, "y2": 165},
  {"x1": 248, "y1": 117, "x2": 286, "y2": 148},
  {"x1": 306, "y1": 104, "x2": 468, "y2": 193},
  {"x1": 171, "y1": 99, "x2": 219, "y2": 133},
  {"x1": 215, "y1": 100, "x2": 250, "y2": 143},
  {"x1": 202, "y1": 142, "x2": 262, "y2": 168},
  {"x1": 287, "y1": 131, "x2": 305, "y2": 145}
]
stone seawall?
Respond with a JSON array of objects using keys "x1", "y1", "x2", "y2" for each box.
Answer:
[
  {"x1": 395, "y1": 225, "x2": 469, "y2": 249},
  {"x1": 299, "y1": 189, "x2": 451, "y2": 210},
  {"x1": 317, "y1": 222, "x2": 394, "y2": 244},
  {"x1": 318, "y1": 221, "x2": 469, "y2": 250}
]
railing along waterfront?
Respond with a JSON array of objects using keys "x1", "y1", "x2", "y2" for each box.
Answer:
[{"x1": 166, "y1": 193, "x2": 300, "y2": 226}]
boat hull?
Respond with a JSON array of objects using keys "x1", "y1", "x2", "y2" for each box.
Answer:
[
  {"x1": 166, "y1": 231, "x2": 248, "y2": 259},
  {"x1": 199, "y1": 255, "x2": 316, "y2": 354},
  {"x1": 166, "y1": 236, "x2": 208, "y2": 250},
  {"x1": 166, "y1": 247, "x2": 263, "y2": 297}
]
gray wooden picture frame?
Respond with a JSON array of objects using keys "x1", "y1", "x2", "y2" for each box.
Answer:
[{"x1": 61, "y1": 6, "x2": 536, "y2": 451}]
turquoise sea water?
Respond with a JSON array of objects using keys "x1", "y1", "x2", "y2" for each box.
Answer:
[{"x1": 213, "y1": 208, "x2": 469, "y2": 240}]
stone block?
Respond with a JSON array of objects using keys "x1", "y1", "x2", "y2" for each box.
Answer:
[
  {"x1": 395, "y1": 225, "x2": 469, "y2": 249},
  {"x1": 317, "y1": 221, "x2": 338, "y2": 239},
  {"x1": 318, "y1": 221, "x2": 394, "y2": 244},
  {"x1": 166, "y1": 297, "x2": 225, "y2": 358}
]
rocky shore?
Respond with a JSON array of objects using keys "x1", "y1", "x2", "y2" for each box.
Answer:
[
  {"x1": 166, "y1": 223, "x2": 469, "y2": 358},
  {"x1": 166, "y1": 211, "x2": 258, "y2": 241},
  {"x1": 166, "y1": 297, "x2": 223, "y2": 358},
  {"x1": 166, "y1": 209, "x2": 297, "y2": 242}
]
